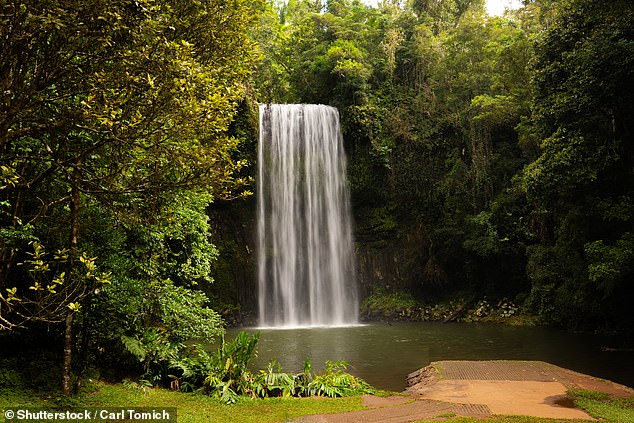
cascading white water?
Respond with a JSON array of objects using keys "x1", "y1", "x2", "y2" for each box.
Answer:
[{"x1": 257, "y1": 104, "x2": 358, "y2": 327}]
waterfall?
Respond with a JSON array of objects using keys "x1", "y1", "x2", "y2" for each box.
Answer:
[{"x1": 257, "y1": 104, "x2": 358, "y2": 327}]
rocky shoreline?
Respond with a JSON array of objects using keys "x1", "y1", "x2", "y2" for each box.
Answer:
[
  {"x1": 222, "y1": 296, "x2": 534, "y2": 328},
  {"x1": 360, "y1": 296, "x2": 533, "y2": 325}
]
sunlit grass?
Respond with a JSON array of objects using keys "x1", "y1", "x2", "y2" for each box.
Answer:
[
  {"x1": 81, "y1": 382, "x2": 366, "y2": 423},
  {"x1": 570, "y1": 389, "x2": 634, "y2": 422},
  {"x1": 3, "y1": 383, "x2": 633, "y2": 423},
  {"x1": 1, "y1": 382, "x2": 364, "y2": 423}
]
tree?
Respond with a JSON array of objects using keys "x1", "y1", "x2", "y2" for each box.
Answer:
[
  {"x1": 519, "y1": 0, "x2": 634, "y2": 328},
  {"x1": 1, "y1": 0, "x2": 262, "y2": 393}
]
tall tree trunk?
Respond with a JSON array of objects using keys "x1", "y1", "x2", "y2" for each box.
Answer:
[
  {"x1": 62, "y1": 178, "x2": 80, "y2": 395},
  {"x1": 69, "y1": 176, "x2": 80, "y2": 256},
  {"x1": 74, "y1": 296, "x2": 92, "y2": 393},
  {"x1": 62, "y1": 312, "x2": 74, "y2": 395}
]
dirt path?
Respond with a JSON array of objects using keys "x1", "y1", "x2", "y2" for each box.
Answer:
[{"x1": 297, "y1": 360, "x2": 634, "y2": 422}]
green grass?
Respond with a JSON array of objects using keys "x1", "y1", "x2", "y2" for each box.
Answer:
[
  {"x1": 569, "y1": 389, "x2": 634, "y2": 422},
  {"x1": 3, "y1": 384, "x2": 634, "y2": 423},
  {"x1": 1, "y1": 382, "x2": 365, "y2": 423},
  {"x1": 82, "y1": 383, "x2": 365, "y2": 423}
]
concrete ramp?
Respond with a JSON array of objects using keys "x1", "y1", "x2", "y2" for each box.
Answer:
[
  {"x1": 408, "y1": 360, "x2": 633, "y2": 420},
  {"x1": 299, "y1": 360, "x2": 634, "y2": 422}
]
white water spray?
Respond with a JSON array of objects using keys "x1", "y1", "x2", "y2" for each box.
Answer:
[{"x1": 257, "y1": 104, "x2": 358, "y2": 327}]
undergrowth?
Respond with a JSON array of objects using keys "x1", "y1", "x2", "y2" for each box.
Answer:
[{"x1": 167, "y1": 331, "x2": 374, "y2": 403}]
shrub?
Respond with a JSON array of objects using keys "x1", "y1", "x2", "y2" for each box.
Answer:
[
  {"x1": 170, "y1": 332, "x2": 374, "y2": 403},
  {"x1": 303, "y1": 360, "x2": 374, "y2": 397}
]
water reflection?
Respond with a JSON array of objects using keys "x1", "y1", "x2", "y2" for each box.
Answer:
[{"x1": 228, "y1": 322, "x2": 634, "y2": 391}]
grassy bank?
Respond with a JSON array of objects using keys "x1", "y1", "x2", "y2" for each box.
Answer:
[
  {"x1": 2, "y1": 383, "x2": 633, "y2": 422},
  {"x1": 0, "y1": 382, "x2": 365, "y2": 423},
  {"x1": 569, "y1": 389, "x2": 634, "y2": 422}
]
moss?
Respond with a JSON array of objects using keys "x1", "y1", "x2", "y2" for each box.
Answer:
[
  {"x1": 360, "y1": 292, "x2": 541, "y2": 326},
  {"x1": 360, "y1": 288, "x2": 417, "y2": 318}
]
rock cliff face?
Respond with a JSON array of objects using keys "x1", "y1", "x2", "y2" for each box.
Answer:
[
  {"x1": 207, "y1": 198, "x2": 258, "y2": 320},
  {"x1": 355, "y1": 242, "x2": 418, "y2": 299},
  {"x1": 207, "y1": 199, "x2": 433, "y2": 321},
  {"x1": 204, "y1": 129, "x2": 453, "y2": 321}
]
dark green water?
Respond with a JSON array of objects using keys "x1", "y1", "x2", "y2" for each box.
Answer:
[{"x1": 229, "y1": 322, "x2": 634, "y2": 391}]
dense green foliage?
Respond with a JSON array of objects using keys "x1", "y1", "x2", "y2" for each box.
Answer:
[
  {"x1": 1, "y1": 0, "x2": 633, "y2": 400},
  {"x1": 1, "y1": 0, "x2": 263, "y2": 391},
  {"x1": 251, "y1": 0, "x2": 634, "y2": 333},
  {"x1": 519, "y1": 0, "x2": 634, "y2": 329}
]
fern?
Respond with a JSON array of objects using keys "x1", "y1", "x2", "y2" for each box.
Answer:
[{"x1": 120, "y1": 335, "x2": 146, "y2": 362}]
